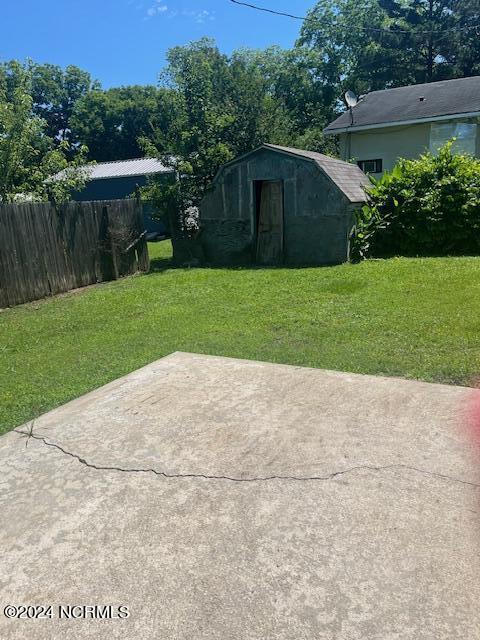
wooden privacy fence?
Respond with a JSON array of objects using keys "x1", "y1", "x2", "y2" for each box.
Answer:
[{"x1": 0, "y1": 199, "x2": 149, "y2": 308}]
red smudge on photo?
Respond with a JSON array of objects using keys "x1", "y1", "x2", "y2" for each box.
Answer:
[{"x1": 465, "y1": 383, "x2": 480, "y2": 454}]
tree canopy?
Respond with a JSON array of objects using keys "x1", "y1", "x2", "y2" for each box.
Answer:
[
  {"x1": 0, "y1": 62, "x2": 89, "y2": 203},
  {"x1": 70, "y1": 85, "x2": 181, "y2": 162},
  {"x1": 299, "y1": 0, "x2": 480, "y2": 94},
  {"x1": 30, "y1": 62, "x2": 99, "y2": 149}
]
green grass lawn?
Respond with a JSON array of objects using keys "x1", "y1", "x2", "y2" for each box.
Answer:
[{"x1": 1, "y1": 240, "x2": 480, "y2": 435}]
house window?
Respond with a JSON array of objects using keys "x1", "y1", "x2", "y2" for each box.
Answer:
[
  {"x1": 430, "y1": 123, "x2": 477, "y2": 156},
  {"x1": 357, "y1": 159, "x2": 382, "y2": 174}
]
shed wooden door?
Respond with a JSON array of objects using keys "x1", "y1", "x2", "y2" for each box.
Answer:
[{"x1": 256, "y1": 180, "x2": 284, "y2": 265}]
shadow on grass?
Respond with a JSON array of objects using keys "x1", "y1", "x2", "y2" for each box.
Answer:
[
  {"x1": 149, "y1": 255, "x2": 176, "y2": 273},
  {"x1": 147, "y1": 256, "x2": 348, "y2": 275},
  {"x1": 148, "y1": 247, "x2": 348, "y2": 275}
]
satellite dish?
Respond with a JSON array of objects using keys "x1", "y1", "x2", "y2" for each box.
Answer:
[{"x1": 344, "y1": 90, "x2": 358, "y2": 108}]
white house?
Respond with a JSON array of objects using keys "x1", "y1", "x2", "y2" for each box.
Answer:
[{"x1": 324, "y1": 76, "x2": 480, "y2": 175}]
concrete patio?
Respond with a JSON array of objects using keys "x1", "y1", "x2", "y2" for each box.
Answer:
[{"x1": 1, "y1": 352, "x2": 479, "y2": 639}]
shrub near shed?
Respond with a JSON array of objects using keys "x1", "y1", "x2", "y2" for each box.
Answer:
[{"x1": 352, "y1": 142, "x2": 480, "y2": 259}]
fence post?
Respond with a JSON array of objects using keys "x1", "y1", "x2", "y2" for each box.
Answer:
[
  {"x1": 108, "y1": 206, "x2": 119, "y2": 280},
  {"x1": 135, "y1": 188, "x2": 150, "y2": 273},
  {"x1": 98, "y1": 204, "x2": 119, "y2": 281}
]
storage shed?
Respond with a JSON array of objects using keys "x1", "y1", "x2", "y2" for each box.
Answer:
[{"x1": 199, "y1": 144, "x2": 370, "y2": 266}]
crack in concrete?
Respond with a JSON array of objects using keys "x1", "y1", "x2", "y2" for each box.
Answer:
[{"x1": 15, "y1": 429, "x2": 480, "y2": 488}]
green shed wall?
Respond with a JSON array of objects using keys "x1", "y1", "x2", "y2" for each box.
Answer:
[{"x1": 199, "y1": 148, "x2": 355, "y2": 266}]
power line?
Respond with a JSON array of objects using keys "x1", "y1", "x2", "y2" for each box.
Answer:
[
  {"x1": 229, "y1": 0, "x2": 480, "y2": 36},
  {"x1": 229, "y1": 0, "x2": 307, "y2": 22}
]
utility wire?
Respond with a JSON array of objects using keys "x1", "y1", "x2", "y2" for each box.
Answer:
[{"x1": 229, "y1": 0, "x2": 480, "y2": 36}]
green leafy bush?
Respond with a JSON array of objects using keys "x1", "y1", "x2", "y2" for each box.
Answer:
[{"x1": 352, "y1": 143, "x2": 480, "y2": 260}]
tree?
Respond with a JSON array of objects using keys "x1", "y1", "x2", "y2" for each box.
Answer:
[
  {"x1": 141, "y1": 40, "x2": 287, "y2": 245},
  {"x1": 0, "y1": 62, "x2": 89, "y2": 203},
  {"x1": 242, "y1": 46, "x2": 338, "y2": 153},
  {"x1": 378, "y1": 0, "x2": 457, "y2": 83},
  {"x1": 1, "y1": 61, "x2": 98, "y2": 155},
  {"x1": 141, "y1": 39, "x2": 242, "y2": 239},
  {"x1": 70, "y1": 85, "x2": 181, "y2": 161},
  {"x1": 31, "y1": 63, "x2": 99, "y2": 147},
  {"x1": 298, "y1": 0, "x2": 401, "y2": 96},
  {"x1": 298, "y1": 0, "x2": 479, "y2": 97},
  {"x1": 450, "y1": 0, "x2": 480, "y2": 77}
]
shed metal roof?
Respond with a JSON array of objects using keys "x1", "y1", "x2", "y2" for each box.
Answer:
[
  {"x1": 53, "y1": 157, "x2": 173, "y2": 182},
  {"x1": 263, "y1": 144, "x2": 370, "y2": 203},
  {"x1": 324, "y1": 75, "x2": 480, "y2": 134}
]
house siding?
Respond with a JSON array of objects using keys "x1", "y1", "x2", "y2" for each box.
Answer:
[{"x1": 338, "y1": 117, "x2": 480, "y2": 174}]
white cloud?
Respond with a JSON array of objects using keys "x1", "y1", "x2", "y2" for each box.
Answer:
[
  {"x1": 146, "y1": 1, "x2": 168, "y2": 17},
  {"x1": 181, "y1": 9, "x2": 215, "y2": 24},
  {"x1": 145, "y1": 4, "x2": 215, "y2": 23}
]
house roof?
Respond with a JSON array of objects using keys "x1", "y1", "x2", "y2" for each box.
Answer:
[
  {"x1": 324, "y1": 76, "x2": 480, "y2": 134},
  {"x1": 53, "y1": 157, "x2": 173, "y2": 182},
  {"x1": 262, "y1": 144, "x2": 370, "y2": 203}
]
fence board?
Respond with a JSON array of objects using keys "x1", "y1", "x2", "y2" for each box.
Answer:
[{"x1": 0, "y1": 199, "x2": 149, "y2": 308}]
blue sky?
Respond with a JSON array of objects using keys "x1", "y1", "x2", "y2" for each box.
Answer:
[{"x1": 1, "y1": 0, "x2": 315, "y2": 88}]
